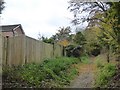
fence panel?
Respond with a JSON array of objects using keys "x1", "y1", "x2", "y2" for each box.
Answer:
[
  {"x1": 25, "y1": 36, "x2": 48, "y2": 63},
  {"x1": 2, "y1": 35, "x2": 63, "y2": 66},
  {"x1": 0, "y1": 34, "x2": 4, "y2": 65},
  {"x1": 54, "y1": 44, "x2": 63, "y2": 58},
  {"x1": 7, "y1": 35, "x2": 25, "y2": 66},
  {"x1": 1, "y1": 36, "x2": 7, "y2": 65}
]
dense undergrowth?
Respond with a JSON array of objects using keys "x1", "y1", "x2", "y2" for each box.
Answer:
[
  {"x1": 2, "y1": 57, "x2": 81, "y2": 88},
  {"x1": 107, "y1": 63, "x2": 120, "y2": 88},
  {"x1": 95, "y1": 56, "x2": 116, "y2": 87}
]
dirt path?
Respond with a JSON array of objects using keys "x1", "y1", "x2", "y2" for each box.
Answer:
[{"x1": 67, "y1": 57, "x2": 97, "y2": 88}]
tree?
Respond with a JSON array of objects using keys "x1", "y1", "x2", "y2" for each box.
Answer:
[
  {"x1": 68, "y1": 1, "x2": 110, "y2": 25},
  {"x1": 55, "y1": 26, "x2": 71, "y2": 41},
  {"x1": 68, "y1": 1, "x2": 120, "y2": 62},
  {"x1": 38, "y1": 26, "x2": 71, "y2": 45},
  {"x1": 83, "y1": 26, "x2": 101, "y2": 55},
  {"x1": 38, "y1": 33, "x2": 55, "y2": 44},
  {"x1": 54, "y1": 26, "x2": 71, "y2": 56},
  {"x1": 38, "y1": 33, "x2": 42, "y2": 41},
  {"x1": 0, "y1": 0, "x2": 5, "y2": 14},
  {"x1": 74, "y1": 31, "x2": 86, "y2": 45},
  {"x1": 42, "y1": 37, "x2": 55, "y2": 44},
  {"x1": 98, "y1": 2, "x2": 120, "y2": 62}
]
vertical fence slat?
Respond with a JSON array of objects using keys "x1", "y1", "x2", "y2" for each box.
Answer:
[{"x1": 2, "y1": 35, "x2": 63, "y2": 66}]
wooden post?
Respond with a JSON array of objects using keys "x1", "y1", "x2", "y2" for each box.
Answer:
[
  {"x1": 53, "y1": 43, "x2": 55, "y2": 58},
  {"x1": 63, "y1": 46, "x2": 65, "y2": 56},
  {"x1": 6, "y1": 36, "x2": 9, "y2": 65}
]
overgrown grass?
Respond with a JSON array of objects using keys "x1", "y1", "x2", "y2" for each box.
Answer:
[
  {"x1": 95, "y1": 56, "x2": 116, "y2": 87},
  {"x1": 80, "y1": 55, "x2": 90, "y2": 64},
  {"x1": 2, "y1": 57, "x2": 80, "y2": 88},
  {"x1": 94, "y1": 55, "x2": 107, "y2": 67}
]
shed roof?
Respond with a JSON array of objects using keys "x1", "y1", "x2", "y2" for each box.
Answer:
[{"x1": 0, "y1": 24, "x2": 25, "y2": 34}]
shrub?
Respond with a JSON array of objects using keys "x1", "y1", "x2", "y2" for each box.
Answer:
[
  {"x1": 95, "y1": 63, "x2": 116, "y2": 87},
  {"x1": 65, "y1": 45, "x2": 84, "y2": 58},
  {"x1": 72, "y1": 46, "x2": 82, "y2": 57},
  {"x1": 91, "y1": 49, "x2": 100, "y2": 56},
  {"x1": 65, "y1": 45, "x2": 76, "y2": 57},
  {"x1": 3, "y1": 57, "x2": 80, "y2": 88}
]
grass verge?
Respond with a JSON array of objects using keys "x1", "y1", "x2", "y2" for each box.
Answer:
[
  {"x1": 80, "y1": 55, "x2": 90, "y2": 64},
  {"x1": 94, "y1": 55, "x2": 116, "y2": 87},
  {"x1": 2, "y1": 57, "x2": 80, "y2": 88}
]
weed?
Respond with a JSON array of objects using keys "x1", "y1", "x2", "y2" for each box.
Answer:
[
  {"x1": 80, "y1": 55, "x2": 90, "y2": 64},
  {"x1": 95, "y1": 63, "x2": 116, "y2": 87},
  {"x1": 2, "y1": 57, "x2": 80, "y2": 88},
  {"x1": 95, "y1": 59, "x2": 104, "y2": 68}
]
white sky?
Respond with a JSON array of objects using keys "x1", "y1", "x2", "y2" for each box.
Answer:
[{"x1": 1, "y1": 0, "x2": 87, "y2": 39}]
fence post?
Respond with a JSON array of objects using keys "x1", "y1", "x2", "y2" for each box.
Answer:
[
  {"x1": 5, "y1": 36, "x2": 9, "y2": 65},
  {"x1": 24, "y1": 36, "x2": 27, "y2": 64},
  {"x1": 63, "y1": 46, "x2": 65, "y2": 56}
]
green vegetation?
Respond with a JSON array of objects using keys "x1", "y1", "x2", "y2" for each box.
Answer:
[
  {"x1": 2, "y1": 1, "x2": 119, "y2": 88},
  {"x1": 95, "y1": 55, "x2": 107, "y2": 68},
  {"x1": 38, "y1": 26, "x2": 71, "y2": 44},
  {"x1": 80, "y1": 55, "x2": 90, "y2": 64},
  {"x1": 74, "y1": 31, "x2": 86, "y2": 46},
  {"x1": 95, "y1": 58, "x2": 116, "y2": 87},
  {"x1": 68, "y1": 1, "x2": 120, "y2": 62},
  {"x1": 0, "y1": 0, "x2": 5, "y2": 14},
  {"x1": 3, "y1": 57, "x2": 80, "y2": 88}
]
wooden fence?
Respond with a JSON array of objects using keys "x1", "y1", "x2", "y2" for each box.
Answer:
[{"x1": 1, "y1": 35, "x2": 63, "y2": 66}]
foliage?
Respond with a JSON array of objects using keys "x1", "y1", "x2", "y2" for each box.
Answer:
[
  {"x1": 68, "y1": 1, "x2": 120, "y2": 59},
  {"x1": 65, "y1": 45, "x2": 76, "y2": 57},
  {"x1": 38, "y1": 33, "x2": 55, "y2": 44},
  {"x1": 65, "y1": 45, "x2": 84, "y2": 58},
  {"x1": 107, "y1": 64, "x2": 120, "y2": 87},
  {"x1": 0, "y1": 0, "x2": 5, "y2": 14},
  {"x1": 2, "y1": 57, "x2": 80, "y2": 88},
  {"x1": 98, "y1": 2, "x2": 120, "y2": 57},
  {"x1": 38, "y1": 26, "x2": 72, "y2": 45},
  {"x1": 80, "y1": 55, "x2": 90, "y2": 64},
  {"x1": 42, "y1": 36, "x2": 55, "y2": 44},
  {"x1": 68, "y1": 1, "x2": 109, "y2": 25},
  {"x1": 94, "y1": 54, "x2": 116, "y2": 87},
  {"x1": 95, "y1": 56, "x2": 106, "y2": 68},
  {"x1": 72, "y1": 46, "x2": 83, "y2": 58},
  {"x1": 74, "y1": 31, "x2": 86, "y2": 45},
  {"x1": 58, "y1": 39, "x2": 69, "y2": 47},
  {"x1": 95, "y1": 63, "x2": 116, "y2": 87},
  {"x1": 71, "y1": 1, "x2": 119, "y2": 51},
  {"x1": 83, "y1": 26, "x2": 101, "y2": 55},
  {"x1": 55, "y1": 26, "x2": 71, "y2": 41},
  {"x1": 91, "y1": 46, "x2": 101, "y2": 56}
]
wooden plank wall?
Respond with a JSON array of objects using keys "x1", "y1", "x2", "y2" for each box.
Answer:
[
  {"x1": 1, "y1": 35, "x2": 63, "y2": 66},
  {"x1": 54, "y1": 43, "x2": 63, "y2": 58},
  {"x1": 0, "y1": 34, "x2": 3, "y2": 72}
]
